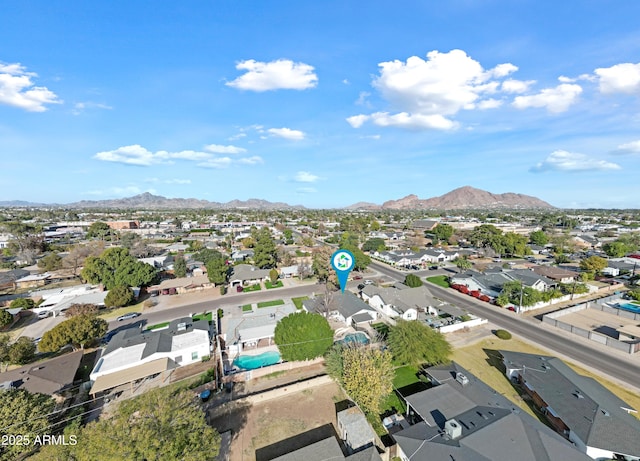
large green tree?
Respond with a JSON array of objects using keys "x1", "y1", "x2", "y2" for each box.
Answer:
[
  {"x1": 496, "y1": 281, "x2": 542, "y2": 307},
  {"x1": 173, "y1": 253, "x2": 187, "y2": 278},
  {"x1": 362, "y1": 238, "x2": 386, "y2": 253},
  {"x1": 253, "y1": 228, "x2": 278, "y2": 269},
  {"x1": 387, "y1": 319, "x2": 451, "y2": 367},
  {"x1": 340, "y1": 346, "x2": 394, "y2": 415},
  {"x1": 603, "y1": 241, "x2": 633, "y2": 258},
  {"x1": 431, "y1": 223, "x2": 454, "y2": 243},
  {"x1": 33, "y1": 386, "x2": 220, "y2": 461},
  {"x1": 529, "y1": 230, "x2": 549, "y2": 245},
  {"x1": 37, "y1": 252, "x2": 62, "y2": 271},
  {"x1": 8, "y1": 336, "x2": 36, "y2": 365},
  {"x1": 0, "y1": 390, "x2": 56, "y2": 461},
  {"x1": 203, "y1": 251, "x2": 229, "y2": 285},
  {"x1": 104, "y1": 285, "x2": 134, "y2": 308},
  {"x1": 81, "y1": 247, "x2": 157, "y2": 289},
  {"x1": 86, "y1": 221, "x2": 113, "y2": 240},
  {"x1": 580, "y1": 255, "x2": 608, "y2": 274},
  {"x1": 39, "y1": 314, "x2": 108, "y2": 352},
  {"x1": 0, "y1": 309, "x2": 13, "y2": 328},
  {"x1": 274, "y1": 311, "x2": 334, "y2": 361}
]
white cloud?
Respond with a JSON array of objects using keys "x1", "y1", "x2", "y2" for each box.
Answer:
[
  {"x1": 594, "y1": 62, "x2": 640, "y2": 94},
  {"x1": 0, "y1": 62, "x2": 61, "y2": 112},
  {"x1": 198, "y1": 157, "x2": 233, "y2": 169},
  {"x1": 512, "y1": 84, "x2": 582, "y2": 113},
  {"x1": 501, "y1": 79, "x2": 536, "y2": 93},
  {"x1": 346, "y1": 114, "x2": 369, "y2": 128},
  {"x1": 268, "y1": 127, "x2": 306, "y2": 140},
  {"x1": 94, "y1": 145, "x2": 165, "y2": 166},
  {"x1": 226, "y1": 59, "x2": 318, "y2": 91},
  {"x1": 477, "y1": 98, "x2": 503, "y2": 109},
  {"x1": 72, "y1": 101, "x2": 112, "y2": 115},
  {"x1": 356, "y1": 91, "x2": 371, "y2": 106},
  {"x1": 144, "y1": 177, "x2": 191, "y2": 184},
  {"x1": 531, "y1": 150, "x2": 621, "y2": 173},
  {"x1": 294, "y1": 171, "x2": 320, "y2": 183},
  {"x1": 204, "y1": 144, "x2": 247, "y2": 154},
  {"x1": 94, "y1": 144, "x2": 261, "y2": 168},
  {"x1": 237, "y1": 156, "x2": 264, "y2": 165},
  {"x1": 228, "y1": 132, "x2": 247, "y2": 141},
  {"x1": 349, "y1": 49, "x2": 518, "y2": 131},
  {"x1": 613, "y1": 140, "x2": 640, "y2": 155},
  {"x1": 368, "y1": 111, "x2": 458, "y2": 130}
]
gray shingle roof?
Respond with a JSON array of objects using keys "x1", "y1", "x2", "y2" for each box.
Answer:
[
  {"x1": 105, "y1": 317, "x2": 210, "y2": 356},
  {"x1": 500, "y1": 351, "x2": 640, "y2": 457},
  {"x1": 304, "y1": 291, "x2": 374, "y2": 318},
  {"x1": 393, "y1": 362, "x2": 592, "y2": 461}
]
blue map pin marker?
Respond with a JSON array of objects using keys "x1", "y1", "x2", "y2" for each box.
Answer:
[{"x1": 331, "y1": 249, "x2": 355, "y2": 293}]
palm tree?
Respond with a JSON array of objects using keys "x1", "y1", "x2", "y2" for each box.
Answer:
[{"x1": 454, "y1": 257, "x2": 472, "y2": 273}]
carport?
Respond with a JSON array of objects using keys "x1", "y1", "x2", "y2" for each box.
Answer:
[{"x1": 89, "y1": 357, "x2": 177, "y2": 397}]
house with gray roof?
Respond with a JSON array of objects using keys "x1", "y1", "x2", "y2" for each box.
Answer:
[
  {"x1": 230, "y1": 264, "x2": 271, "y2": 287},
  {"x1": 0, "y1": 350, "x2": 83, "y2": 397},
  {"x1": 89, "y1": 317, "x2": 212, "y2": 395},
  {"x1": 270, "y1": 435, "x2": 381, "y2": 461},
  {"x1": 450, "y1": 268, "x2": 555, "y2": 299},
  {"x1": 393, "y1": 362, "x2": 592, "y2": 461},
  {"x1": 501, "y1": 351, "x2": 640, "y2": 460},
  {"x1": 303, "y1": 291, "x2": 377, "y2": 326},
  {"x1": 361, "y1": 285, "x2": 438, "y2": 320}
]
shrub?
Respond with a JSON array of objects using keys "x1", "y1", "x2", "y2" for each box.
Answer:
[
  {"x1": 219, "y1": 285, "x2": 227, "y2": 295},
  {"x1": 10, "y1": 298, "x2": 35, "y2": 310},
  {"x1": 495, "y1": 329, "x2": 512, "y2": 340}
]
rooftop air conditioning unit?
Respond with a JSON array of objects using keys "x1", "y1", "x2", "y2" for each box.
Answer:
[
  {"x1": 177, "y1": 322, "x2": 187, "y2": 331},
  {"x1": 444, "y1": 419, "x2": 462, "y2": 439},
  {"x1": 456, "y1": 372, "x2": 469, "y2": 386}
]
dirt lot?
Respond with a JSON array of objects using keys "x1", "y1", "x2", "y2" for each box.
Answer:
[
  {"x1": 209, "y1": 381, "x2": 345, "y2": 461},
  {"x1": 559, "y1": 307, "x2": 638, "y2": 335}
]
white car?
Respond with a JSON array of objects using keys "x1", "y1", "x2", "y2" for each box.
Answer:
[{"x1": 364, "y1": 280, "x2": 374, "y2": 285}]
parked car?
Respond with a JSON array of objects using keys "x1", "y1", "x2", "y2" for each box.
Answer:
[
  {"x1": 236, "y1": 285, "x2": 244, "y2": 292},
  {"x1": 37, "y1": 310, "x2": 51, "y2": 319},
  {"x1": 429, "y1": 265, "x2": 439, "y2": 270},
  {"x1": 117, "y1": 312, "x2": 141, "y2": 321},
  {"x1": 353, "y1": 274, "x2": 363, "y2": 280},
  {"x1": 364, "y1": 280, "x2": 374, "y2": 285}
]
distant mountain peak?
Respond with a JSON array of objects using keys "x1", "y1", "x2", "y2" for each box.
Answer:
[{"x1": 348, "y1": 186, "x2": 554, "y2": 210}]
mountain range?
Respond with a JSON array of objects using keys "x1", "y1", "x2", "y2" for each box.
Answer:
[{"x1": 0, "y1": 187, "x2": 554, "y2": 210}]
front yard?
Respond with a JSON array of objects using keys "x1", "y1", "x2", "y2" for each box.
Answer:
[
  {"x1": 426, "y1": 275, "x2": 449, "y2": 288},
  {"x1": 257, "y1": 299, "x2": 285, "y2": 308}
]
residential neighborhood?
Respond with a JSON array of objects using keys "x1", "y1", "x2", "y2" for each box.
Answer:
[{"x1": 1, "y1": 205, "x2": 640, "y2": 460}]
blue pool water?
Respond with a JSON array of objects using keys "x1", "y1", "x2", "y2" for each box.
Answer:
[
  {"x1": 340, "y1": 332, "x2": 370, "y2": 345},
  {"x1": 233, "y1": 351, "x2": 281, "y2": 370},
  {"x1": 618, "y1": 303, "x2": 640, "y2": 314}
]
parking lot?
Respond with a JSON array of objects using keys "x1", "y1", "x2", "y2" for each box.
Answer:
[{"x1": 559, "y1": 307, "x2": 639, "y2": 338}]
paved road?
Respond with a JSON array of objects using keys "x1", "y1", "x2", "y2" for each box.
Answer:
[
  {"x1": 370, "y1": 261, "x2": 640, "y2": 388},
  {"x1": 109, "y1": 284, "x2": 322, "y2": 330}
]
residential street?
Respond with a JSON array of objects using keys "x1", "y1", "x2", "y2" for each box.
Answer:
[{"x1": 370, "y1": 261, "x2": 640, "y2": 390}]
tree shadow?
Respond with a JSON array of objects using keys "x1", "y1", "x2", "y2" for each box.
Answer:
[
  {"x1": 207, "y1": 398, "x2": 252, "y2": 445},
  {"x1": 254, "y1": 423, "x2": 338, "y2": 461}
]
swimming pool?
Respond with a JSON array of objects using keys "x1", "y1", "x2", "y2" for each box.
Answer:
[
  {"x1": 617, "y1": 303, "x2": 640, "y2": 314},
  {"x1": 339, "y1": 332, "x2": 370, "y2": 345},
  {"x1": 233, "y1": 351, "x2": 281, "y2": 370}
]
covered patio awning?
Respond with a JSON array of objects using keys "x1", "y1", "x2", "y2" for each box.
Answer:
[{"x1": 90, "y1": 358, "x2": 176, "y2": 395}]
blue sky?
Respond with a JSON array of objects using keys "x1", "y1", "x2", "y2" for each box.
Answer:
[{"x1": 1, "y1": 1, "x2": 640, "y2": 209}]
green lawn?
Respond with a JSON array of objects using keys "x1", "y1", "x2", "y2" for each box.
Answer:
[
  {"x1": 379, "y1": 365, "x2": 421, "y2": 416},
  {"x1": 426, "y1": 275, "x2": 450, "y2": 288},
  {"x1": 241, "y1": 304, "x2": 253, "y2": 312},
  {"x1": 146, "y1": 321, "x2": 170, "y2": 331},
  {"x1": 257, "y1": 299, "x2": 285, "y2": 308},
  {"x1": 192, "y1": 312, "x2": 213, "y2": 322},
  {"x1": 292, "y1": 296, "x2": 308, "y2": 309},
  {"x1": 265, "y1": 280, "x2": 283, "y2": 289},
  {"x1": 243, "y1": 283, "x2": 262, "y2": 292}
]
